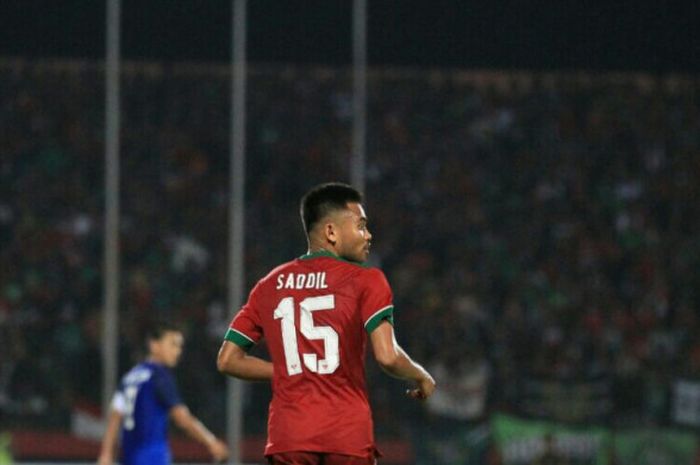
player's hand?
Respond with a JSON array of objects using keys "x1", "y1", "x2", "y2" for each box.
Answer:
[
  {"x1": 406, "y1": 372, "x2": 436, "y2": 400},
  {"x1": 208, "y1": 438, "x2": 230, "y2": 462}
]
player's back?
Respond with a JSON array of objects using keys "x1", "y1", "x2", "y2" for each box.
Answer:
[
  {"x1": 116, "y1": 362, "x2": 181, "y2": 464},
  {"x1": 228, "y1": 250, "x2": 394, "y2": 457}
]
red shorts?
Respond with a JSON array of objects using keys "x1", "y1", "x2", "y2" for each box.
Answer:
[{"x1": 267, "y1": 451, "x2": 377, "y2": 465}]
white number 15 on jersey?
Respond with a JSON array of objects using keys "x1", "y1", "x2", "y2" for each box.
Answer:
[{"x1": 273, "y1": 295, "x2": 339, "y2": 376}]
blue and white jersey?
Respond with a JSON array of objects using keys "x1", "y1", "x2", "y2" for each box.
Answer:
[{"x1": 112, "y1": 361, "x2": 182, "y2": 465}]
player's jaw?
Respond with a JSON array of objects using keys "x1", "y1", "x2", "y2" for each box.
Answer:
[
  {"x1": 360, "y1": 241, "x2": 371, "y2": 261},
  {"x1": 356, "y1": 235, "x2": 373, "y2": 262},
  {"x1": 165, "y1": 353, "x2": 182, "y2": 367},
  {"x1": 343, "y1": 238, "x2": 370, "y2": 263},
  {"x1": 335, "y1": 202, "x2": 372, "y2": 263}
]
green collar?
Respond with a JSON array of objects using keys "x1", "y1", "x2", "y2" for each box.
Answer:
[
  {"x1": 299, "y1": 250, "x2": 339, "y2": 260},
  {"x1": 298, "y1": 250, "x2": 369, "y2": 267}
]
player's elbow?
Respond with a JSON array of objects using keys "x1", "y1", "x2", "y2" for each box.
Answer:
[
  {"x1": 170, "y1": 405, "x2": 193, "y2": 429},
  {"x1": 216, "y1": 355, "x2": 227, "y2": 374},
  {"x1": 217, "y1": 346, "x2": 238, "y2": 376},
  {"x1": 374, "y1": 349, "x2": 401, "y2": 371},
  {"x1": 216, "y1": 352, "x2": 234, "y2": 376},
  {"x1": 217, "y1": 341, "x2": 249, "y2": 378}
]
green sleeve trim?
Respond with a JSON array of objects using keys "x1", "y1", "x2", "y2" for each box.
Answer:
[
  {"x1": 225, "y1": 328, "x2": 255, "y2": 351},
  {"x1": 365, "y1": 305, "x2": 394, "y2": 334}
]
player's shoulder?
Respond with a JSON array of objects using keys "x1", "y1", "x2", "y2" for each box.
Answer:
[
  {"x1": 142, "y1": 361, "x2": 170, "y2": 377},
  {"x1": 121, "y1": 362, "x2": 156, "y2": 385},
  {"x1": 254, "y1": 252, "x2": 388, "y2": 288},
  {"x1": 358, "y1": 264, "x2": 387, "y2": 277},
  {"x1": 357, "y1": 265, "x2": 391, "y2": 288},
  {"x1": 256, "y1": 259, "x2": 299, "y2": 286},
  {"x1": 258, "y1": 252, "x2": 367, "y2": 278}
]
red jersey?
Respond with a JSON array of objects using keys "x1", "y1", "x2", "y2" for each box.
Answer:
[{"x1": 225, "y1": 250, "x2": 394, "y2": 458}]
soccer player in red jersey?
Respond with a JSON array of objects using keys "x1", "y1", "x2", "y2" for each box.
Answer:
[{"x1": 217, "y1": 182, "x2": 436, "y2": 465}]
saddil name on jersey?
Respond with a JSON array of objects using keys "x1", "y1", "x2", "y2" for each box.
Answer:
[
  {"x1": 111, "y1": 362, "x2": 183, "y2": 465},
  {"x1": 225, "y1": 250, "x2": 394, "y2": 459}
]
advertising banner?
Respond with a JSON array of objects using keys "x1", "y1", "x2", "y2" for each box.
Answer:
[
  {"x1": 672, "y1": 378, "x2": 700, "y2": 427},
  {"x1": 491, "y1": 414, "x2": 610, "y2": 465},
  {"x1": 492, "y1": 414, "x2": 699, "y2": 465},
  {"x1": 613, "y1": 429, "x2": 697, "y2": 465}
]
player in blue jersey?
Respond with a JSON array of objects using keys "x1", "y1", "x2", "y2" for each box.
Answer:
[{"x1": 98, "y1": 323, "x2": 228, "y2": 465}]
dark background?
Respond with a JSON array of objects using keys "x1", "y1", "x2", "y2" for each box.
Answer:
[{"x1": 0, "y1": 0, "x2": 698, "y2": 72}]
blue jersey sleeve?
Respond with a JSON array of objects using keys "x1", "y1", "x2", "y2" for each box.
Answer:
[{"x1": 153, "y1": 367, "x2": 183, "y2": 410}]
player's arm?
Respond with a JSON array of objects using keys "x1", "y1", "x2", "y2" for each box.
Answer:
[
  {"x1": 370, "y1": 320, "x2": 436, "y2": 400},
  {"x1": 217, "y1": 340, "x2": 273, "y2": 381},
  {"x1": 97, "y1": 409, "x2": 122, "y2": 465},
  {"x1": 170, "y1": 405, "x2": 229, "y2": 462}
]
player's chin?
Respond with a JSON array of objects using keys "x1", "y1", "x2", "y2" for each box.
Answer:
[{"x1": 347, "y1": 248, "x2": 369, "y2": 263}]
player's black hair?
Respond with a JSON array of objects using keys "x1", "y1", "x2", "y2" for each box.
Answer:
[
  {"x1": 300, "y1": 182, "x2": 363, "y2": 235},
  {"x1": 145, "y1": 321, "x2": 182, "y2": 343}
]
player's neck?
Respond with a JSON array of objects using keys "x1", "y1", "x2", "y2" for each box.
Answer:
[
  {"x1": 306, "y1": 243, "x2": 339, "y2": 257},
  {"x1": 147, "y1": 355, "x2": 166, "y2": 366}
]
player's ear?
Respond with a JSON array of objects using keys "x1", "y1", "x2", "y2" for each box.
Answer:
[{"x1": 324, "y1": 221, "x2": 338, "y2": 245}]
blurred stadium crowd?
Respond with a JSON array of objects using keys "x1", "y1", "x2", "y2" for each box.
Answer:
[{"x1": 2, "y1": 59, "x2": 700, "y2": 463}]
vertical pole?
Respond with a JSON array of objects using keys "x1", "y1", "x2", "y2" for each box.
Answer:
[
  {"x1": 351, "y1": 0, "x2": 368, "y2": 193},
  {"x1": 228, "y1": 0, "x2": 247, "y2": 463},
  {"x1": 102, "y1": 0, "x2": 121, "y2": 418}
]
